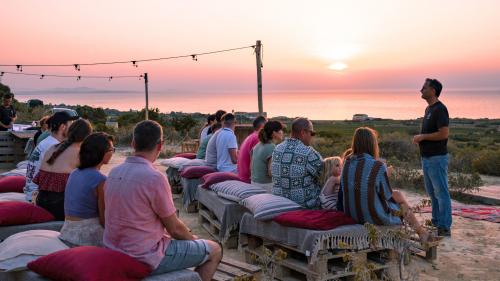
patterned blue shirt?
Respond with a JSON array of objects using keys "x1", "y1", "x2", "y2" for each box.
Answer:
[
  {"x1": 340, "y1": 153, "x2": 401, "y2": 226},
  {"x1": 271, "y1": 138, "x2": 323, "y2": 209}
]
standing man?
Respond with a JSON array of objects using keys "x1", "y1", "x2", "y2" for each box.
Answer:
[
  {"x1": 0, "y1": 94, "x2": 17, "y2": 131},
  {"x1": 413, "y1": 78, "x2": 451, "y2": 237}
]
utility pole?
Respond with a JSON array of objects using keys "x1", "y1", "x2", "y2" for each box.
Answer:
[
  {"x1": 144, "y1": 73, "x2": 149, "y2": 120},
  {"x1": 255, "y1": 40, "x2": 263, "y2": 115}
]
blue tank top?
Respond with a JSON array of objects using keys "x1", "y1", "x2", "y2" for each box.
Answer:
[{"x1": 64, "y1": 168, "x2": 106, "y2": 219}]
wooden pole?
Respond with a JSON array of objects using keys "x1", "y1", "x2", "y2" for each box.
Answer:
[
  {"x1": 144, "y1": 73, "x2": 149, "y2": 120},
  {"x1": 255, "y1": 40, "x2": 263, "y2": 115}
]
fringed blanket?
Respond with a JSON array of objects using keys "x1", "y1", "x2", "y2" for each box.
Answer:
[
  {"x1": 197, "y1": 188, "x2": 248, "y2": 243},
  {"x1": 181, "y1": 177, "x2": 201, "y2": 209},
  {"x1": 420, "y1": 205, "x2": 500, "y2": 223},
  {"x1": 239, "y1": 213, "x2": 407, "y2": 265}
]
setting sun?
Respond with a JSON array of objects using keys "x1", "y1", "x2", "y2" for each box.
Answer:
[{"x1": 328, "y1": 62, "x2": 348, "y2": 71}]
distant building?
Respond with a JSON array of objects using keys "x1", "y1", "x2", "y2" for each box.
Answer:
[
  {"x1": 234, "y1": 112, "x2": 267, "y2": 119},
  {"x1": 352, "y1": 114, "x2": 369, "y2": 121}
]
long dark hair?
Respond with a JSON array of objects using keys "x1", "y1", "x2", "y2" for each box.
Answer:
[
  {"x1": 46, "y1": 119, "x2": 93, "y2": 165},
  {"x1": 79, "y1": 132, "x2": 114, "y2": 169},
  {"x1": 258, "y1": 121, "x2": 284, "y2": 143}
]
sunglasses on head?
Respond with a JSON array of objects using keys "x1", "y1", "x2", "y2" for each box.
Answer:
[{"x1": 305, "y1": 129, "x2": 316, "y2": 136}]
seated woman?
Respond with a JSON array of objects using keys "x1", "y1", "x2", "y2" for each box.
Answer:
[
  {"x1": 339, "y1": 127, "x2": 436, "y2": 243},
  {"x1": 250, "y1": 121, "x2": 284, "y2": 192},
  {"x1": 34, "y1": 119, "x2": 92, "y2": 220},
  {"x1": 59, "y1": 132, "x2": 115, "y2": 247},
  {"x1": 197, "y1": 123, "x2": 222, "y2": 159},
  {"x1": 318, "y1": 156, "x2": 342, "y2": 209}
]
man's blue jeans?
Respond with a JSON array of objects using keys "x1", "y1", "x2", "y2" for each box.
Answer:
[{"x1": 422, "y1": 154, "x2": 452, "y2": 230}]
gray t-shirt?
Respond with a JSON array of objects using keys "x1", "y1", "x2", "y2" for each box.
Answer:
[
  {"x1": 251, "y1": 142, "x2": 275, "y2": 184},
  {"x1": 205, "y1": 130, "x2": 220, "y2": 168}
]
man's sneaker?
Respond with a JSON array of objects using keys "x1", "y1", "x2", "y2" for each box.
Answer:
[{"x1": 438, "y1": 227, "x2": 451, "y2": 237}]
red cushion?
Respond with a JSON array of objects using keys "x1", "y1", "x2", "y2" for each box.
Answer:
[
  {"x1": 28, "y1": 246, "x2": 152, "y2": 281},
  {"x1": 180, "y1": 166, "x2": 217, "y2": 179},
  {"x1": 200, "y1": 172, "x2": 242, "y2": 189},
  {"x1": 0, "y1": 201, "x2": 54, "y2": 226},
  {"x1": 0, "y1": 176, "x2": 26, "y2": 193},
  {"x1": 174, "y1": 153, "x2": 197, "y2": 159},
  {"x1": 273, "y1": 210, "x2": 357, "y2": 230}
]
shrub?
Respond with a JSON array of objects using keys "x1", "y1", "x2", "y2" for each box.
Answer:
[{"x1": 472, "y1": 150, "x2": 500, "y2": 176}]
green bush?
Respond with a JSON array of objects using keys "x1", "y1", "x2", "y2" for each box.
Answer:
[{"x1": 472, "y1": 150, "x2": 500, "y2": 176}]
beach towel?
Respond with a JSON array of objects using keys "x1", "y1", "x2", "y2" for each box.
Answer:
[{"x1": 420, "y1": 204, "x2": 500, "y2": 223}]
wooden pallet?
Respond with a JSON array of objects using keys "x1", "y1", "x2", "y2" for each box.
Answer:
[
  {"x1": 198, "y1": 201, "x2": 239, "y2": 249},
  {"x1": 240, "y1": 233, "x2": 396, "y2": 281},
  {"x1": 407, "y1": 236, "x2": 439, "y2": 261},
  {"x1": 166, "y1": 167, "x2": 183, "y2": 193},
  {"x1": 213, "y1": 257, "x2": 261, "y2": 281},
  {"x1": 0, "y1": 131, "x2": 31, "y2": 169}
]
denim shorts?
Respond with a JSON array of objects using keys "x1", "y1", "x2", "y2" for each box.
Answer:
[{"x1": 151, "y1": 239, "x2": 211, "y2": 275}]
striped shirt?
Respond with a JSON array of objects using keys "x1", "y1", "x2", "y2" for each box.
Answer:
[{"x1": 340, "y1": 153, "x2": 401, "y2": 225}]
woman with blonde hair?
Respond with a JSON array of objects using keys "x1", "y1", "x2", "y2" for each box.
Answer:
[
  {"x1": 318, "y1": 157, "x2": 343, "y2": 209},
  {"x1": 339, "y1": 127, "x2": 437, "y2": 243}
]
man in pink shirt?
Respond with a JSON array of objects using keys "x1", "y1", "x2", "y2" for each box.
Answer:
[
  {"x1": 237, "y1": 116, "x2": 267, "y2": 182},
  {"x1": 104, "y1": 120, "x2": 221, "y2": 280}
]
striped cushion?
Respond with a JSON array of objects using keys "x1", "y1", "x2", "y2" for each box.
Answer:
[
  {"x1": 210, "y1": 181, "x2": 266, "y2": 202},
  {"x1": 241, "y1": 194, "x2": 303, "y2": 221}
]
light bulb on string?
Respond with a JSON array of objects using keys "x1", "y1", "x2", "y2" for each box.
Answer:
[
  {"x1": 16, "y1": 65, "x2": 22, "y2": 72},
  {"x1": 77, "y1": 76, "x2": 81, "y2": 81},
  {"x1": 132, "y1": 61, "x2": 138, "y2": 67},
  {"x1": 108, "y1": 76, "x2": 113, "y2": 81},
  {"x1": 191, "y1": 55, "x2": 197, "y2": 61},
  {"x1": 40, "y1": 75, "x2": 44, "y2": 79}
]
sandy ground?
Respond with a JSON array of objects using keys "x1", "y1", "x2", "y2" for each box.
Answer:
[{"x1": 4, "y1": 149, "x2": 497, "y2": 280}]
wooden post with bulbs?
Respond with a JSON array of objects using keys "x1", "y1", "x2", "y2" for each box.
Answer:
[
  {"x1": 144, "y1": 73, "x2": 149, "y2": 120},
  {"x1": 255, "y1": 40, "x2": 264, "y2": 115}
]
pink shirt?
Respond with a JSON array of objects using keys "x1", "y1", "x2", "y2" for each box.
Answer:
[
  {"x1": 103, "y1": 156, "x2": 176, "y2": 269},
  {"x1": 237, "y1": 132, "x2": 260, "y2": 183}
]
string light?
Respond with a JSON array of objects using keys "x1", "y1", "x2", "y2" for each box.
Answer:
[
  {"x1": 0, "y1": 45, "x2": 256, "y2": 70},
  {"x1": 0, "y1": 70, "x2": 141, "y2": 80}
]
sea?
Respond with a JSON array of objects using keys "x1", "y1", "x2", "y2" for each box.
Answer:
[{"x1": 13, "y1": 89, "x2": 500, "y2": 120}]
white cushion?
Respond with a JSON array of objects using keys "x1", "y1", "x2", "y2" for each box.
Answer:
[
  {"x1": 160, "y1": 157, "x2": 192, "y2": 169},
  {"x1": 0, "y1": 230, "x2": 68, "y2": 272},
  {"x1": 0, "y1": 169, "x2": 26, "y2": 177},
  {"x1": 241, "y1": 193, "x2": 303, "y2": 221},
  {"x1": 210, "y1": 180, "x2": 266, "y2": 203},
  {"x1": 179, "y1": 159, "x2": 208, "y2": 171},
  {"x1": 0, "y1": 193, "x2": 27, "y2": 203}
]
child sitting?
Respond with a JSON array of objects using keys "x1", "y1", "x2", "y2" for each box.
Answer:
[{"x1": 318, "y1": 156, "x2": 343, "y2": 210}]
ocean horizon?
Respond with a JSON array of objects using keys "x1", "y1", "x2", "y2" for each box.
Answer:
[{"x1": 13, "y1": 88, "x2": 500, "y2": 120}]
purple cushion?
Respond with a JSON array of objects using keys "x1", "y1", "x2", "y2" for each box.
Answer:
[
  {"x1": 200, "y1": 172, "x2": 242, "y2": 189},
  {"x1": 174, "y1": 153, "x2": 197, "y2": 159},
  {"x1": 180, "y1": 166, "x2": 217, "y2": 179}
]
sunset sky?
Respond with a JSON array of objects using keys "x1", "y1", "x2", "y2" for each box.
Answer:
[{"x1": 1, "y1": 0, "x2": 500, "y2": 119}]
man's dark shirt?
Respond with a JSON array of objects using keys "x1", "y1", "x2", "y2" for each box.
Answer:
[
  {"x1": 419, "y1": 101, "x2": 449, "y2": 157},
  {"x1": 0, "y1": 105, "x2": 16, "y2": 131}
]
